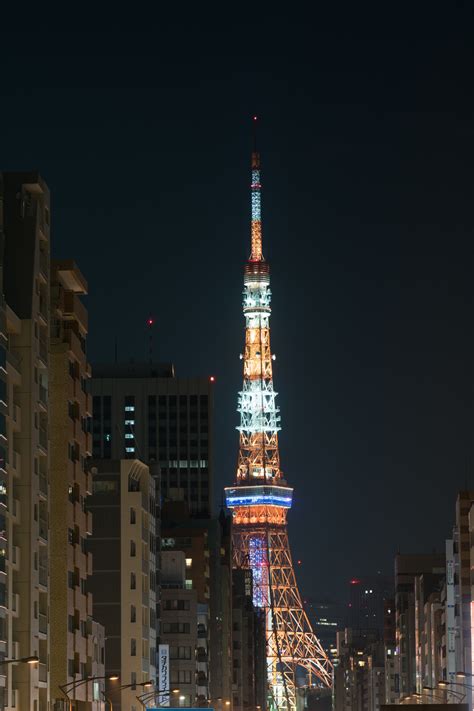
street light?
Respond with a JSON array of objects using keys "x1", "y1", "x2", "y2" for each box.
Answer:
[
  {"x1": 136, "y1": 687, "x2": 181, "y2": 709},
  {"x1": 101, "y1": 681, "x2": 154, "y2": 710},
  {"x1": 0, "y1": 656, "x2": 39, "y2": 666},
  {"x1": 59, "y1": 674, "x2": 120, "y2": 711}
]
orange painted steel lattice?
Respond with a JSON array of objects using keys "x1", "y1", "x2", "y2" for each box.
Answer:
[{"x1": 225, "y1": 140, "x2": 332, "y2": 711}]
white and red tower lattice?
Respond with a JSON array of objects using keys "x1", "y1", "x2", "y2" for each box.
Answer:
[{"x1": 225, "y1": 122, "x2": 332, "y2": 711}]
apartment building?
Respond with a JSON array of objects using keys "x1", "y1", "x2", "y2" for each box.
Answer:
[
  {"x1": 161, "y1": 550, "x2": 198, "y2": 707},
  {"x1": 49, "y1": 260, "x2": 105, "y2": 709},
  {"x1": 88, "y1": 459, "x2": 157, "y2": 710},
  {"x1": 2, "y1": 171, "x2": 51, "y2": 711}
]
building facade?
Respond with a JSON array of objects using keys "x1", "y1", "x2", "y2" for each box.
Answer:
[
  {"x1": 90, "y1": 363, "x2": 213, "y2": 516},
  {"x1": 2, "y1": 171, "x2": 51, "y2": 711},
  {"x1": 88, "y1": 459, "x2": 157, "y2": 710},
  {"x1": 49, "y1": 260, "x2": 106, "y2": 709}
]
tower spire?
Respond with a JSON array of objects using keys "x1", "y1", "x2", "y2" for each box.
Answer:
[
  {"x1": 225, "y1": 131, "x2": 332, "y2": 711},
  {"x1": 250, "y1": 115, "x2": 263, "y2": 262}
]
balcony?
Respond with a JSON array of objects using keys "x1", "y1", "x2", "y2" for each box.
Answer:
[
  {"x1": 6, "y1": 350, "x2": 21, "y2": 377},
  {"x1": 39, "y1": 565, "x2": 47, "y2": 588},
  {"x1": 39, "y1": 613, "x2": 47, "y2": 635},
  {"x1": 39, "y1": 518, "x2": 48, "y2": 543},
  {"x1": 38, "y1": 663, "x2": 47, "y2": 683},
  {"x1": 38, "y1": 427, "x2": 48, "y2": 451},
  {"x1": 38, "y1": 338, "x2": 48, "y2": 365},
  {"x1": 63, "y1": 292, "x2": 88, "y2": 333},
  {"x1": 39, "y1": 249, "x2": 49, "y2": 280},
  {"x1": 39, "y1": 473, "x2": 48, "y2": 497},
  {"x1": 38, "y1": 384, "x2": 48, "y2": 408},
  {"x1": 142, "y1": 558, "x2": 149, "y2": 575}
]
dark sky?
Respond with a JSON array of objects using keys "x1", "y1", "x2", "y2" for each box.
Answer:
[{"x1": 1, "y1": 6, "x2": 473, "y2": 603}]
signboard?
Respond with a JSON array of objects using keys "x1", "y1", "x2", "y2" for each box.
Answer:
[{"x1": 158, "y1": 644, "x2": 170, "y2": 707}]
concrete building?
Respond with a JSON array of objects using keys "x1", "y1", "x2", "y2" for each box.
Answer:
[
  {"x1": 394, "y1": 553, "x2": 445, "y2": 702},
  {"x1": 1, "y1": 172, "x2": 51, "y2": 711},
  {"x1": 161, "y1": 502, "x2": 236, "y2": 706},
  {"x1": 161, "y1": 550, "x2": 198, "y2": 707},
  {"x1": 231, "y1": 568, "x2": 266, "y2": 711},
  {"x1": 90, "y1": 363, "x2": 213, "y2": 515},
  {"x1": 349, "y1": 576, "x2": 393, "y2": 638},
  {"x1": 413, "y1": 572, "x2": 445, "y2": 696},
  {"x1": 333, "y1": 629, "x2": 383, "y2": 711},
  {"x1": 49, "y1": 260, "x2": 106, "y2": 709},
  {"x1": 88, "y1": 459, "x2": 157, "y2": 710}
]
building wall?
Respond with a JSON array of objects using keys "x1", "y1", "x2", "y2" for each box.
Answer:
[
  {"x1": 89, "y1": 459, "x2": 157, "y2": 710},
  {"x1": 161, "y1": 550, "x2": 198, "y2": 706},
  {"x1": 2, "y1": 172, "x2": 51, "y2": 711},
  {"x1": 49, "y1": 260, "x2": 105, "y2": 708},
  {"x1": 90, "y1": 365, "x2": 213, "y2": 516}
]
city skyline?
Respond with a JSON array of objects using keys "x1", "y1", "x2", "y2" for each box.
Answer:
[{"x1": 0, "y1": 6, "x2": 472, "y2": 606}]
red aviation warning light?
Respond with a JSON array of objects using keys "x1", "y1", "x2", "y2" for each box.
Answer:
[
  {"x1": 209, "y1": 376, "x2": 215, "y2": 382},
  {"x1": 147, "y1": 318, "x2": 154, "y2": 326}
]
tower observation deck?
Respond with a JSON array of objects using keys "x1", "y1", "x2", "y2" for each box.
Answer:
[{"x1": 224, "y1": 121, "x2": 332, "y2": 711}]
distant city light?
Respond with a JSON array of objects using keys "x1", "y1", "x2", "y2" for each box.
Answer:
[{"x1": 147, "y1": 318, "x2": 154, "y2": 326}]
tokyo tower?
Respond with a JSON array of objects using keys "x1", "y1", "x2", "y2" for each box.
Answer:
[{"x1": 224, "y1": 121, "x2": 332, "y2": 711}]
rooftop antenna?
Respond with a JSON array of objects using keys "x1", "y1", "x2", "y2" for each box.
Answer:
[{"x1": 147, "y1": 317, "x2": 154, "y2": 365}]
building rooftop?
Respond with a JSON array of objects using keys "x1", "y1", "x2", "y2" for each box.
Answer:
[{"x1": 92, "y1": 362, "x2": 175, "y2": 378}]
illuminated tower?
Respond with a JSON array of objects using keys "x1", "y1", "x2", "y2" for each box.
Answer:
[{"x1": 225, "y1": 121, "x2": 332, "y2": 711}]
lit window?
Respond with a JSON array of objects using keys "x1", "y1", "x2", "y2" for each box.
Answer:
[
  {"x1": 125, "y1": 434, "x2": 134, "y2": 440},
  {"x1": 185, "y1": 558, "x2": 192, "y2": 567},
  {"x1": 125, "y1": 447, "x2": 135, "y2": 453},
  {"x1": 125, "y1": 406, "x2": 135, "y2": 412},
  {"x1": 125, "y1": 419, "x2": 135, "y2": 425},
  {"x1": 185, "y1": 579, "x2": 192, "y2": 590}
]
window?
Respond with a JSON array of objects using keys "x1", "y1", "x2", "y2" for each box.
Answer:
[
  {"x1": 68, "y1": 528, "x2": 74, "y2": 544},
  {"x1": 130, "y1": 540, "x2": 136, "y2": 557},
  {"x1": 68, "y1": 615, "x2": 75, "y2": 632},
  {"x1": 131, "y1": 671, "x2": 137, "y2": 690},
  {"x1": 131, "y1": 638, "x2": 136, "y2": 656},
  {"x1": 130, "y1": 508, "x2": 136, "y2": 524},
  {"x1": 162, "y1": 622, "x2": 190, "y2": 634},
  {"x1": 163, "y1": 599, "x2": 190, "y2": 611},
  {"x1": 68, "y1": 571, "x2": 75, "y2": 589},
  {"x1": 131, "y1": 605, "x2": 136, "y2": 623},
  {"x1": 185, "y1": 558, "x2": 192, "y2": 567},
  {"x1": 169, "y1": 646, "x2": 191, "y2": 660},
  {"x1": 125, "y1": 447, "x2": 135, "y2": 453},
  {"x1": 125, "y1": 433, "x2": 134, "y2": 440},
  {"x1": 125, "y1": 419, "x2": 135, "y2": 425},
  {"x1": 130, "y1": 573, "x2": 136, "y2": 590},
  {"x1": 68, "y1": 659, "x2": 75, "y2": 678}
]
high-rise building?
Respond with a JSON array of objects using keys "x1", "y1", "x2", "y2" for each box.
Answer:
[
  {"x1": 90, "y1": 363, "x2": 213, "y2": 515},
  {"x1": 49, "y1": 260, "x2": 105, "y2": 709},
  {"x1": 394, "y1": 553, "x2": 445, "y2": 701},
  {"x1": 88, "y1": 459, "x2": 157, "y2": 709},
  {"x1": 348, "y1": 575, "x2": 393, "y2": 637},
  {"x1": 1, "y1": 171, "x2": 51, "y2": 710}
]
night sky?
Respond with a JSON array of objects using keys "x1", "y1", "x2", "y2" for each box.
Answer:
[{"x1": 2, "y1": 6, "x2": 473, "y2": 604}]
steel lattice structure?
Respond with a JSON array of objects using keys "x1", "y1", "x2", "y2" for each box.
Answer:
[{"x1": 225, "y1": 127, "x2": 332, "y2": 711}]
